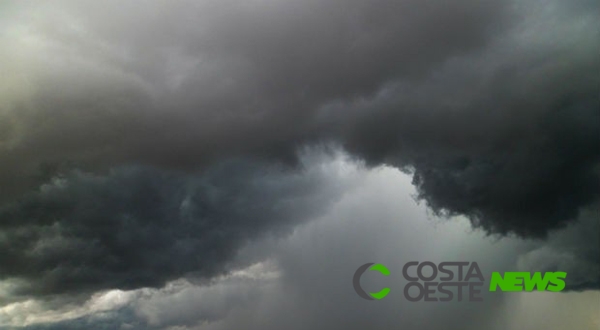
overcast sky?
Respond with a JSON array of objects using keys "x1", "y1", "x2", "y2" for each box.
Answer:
[{"x1": 0, "y1": 0, "x2": 599, "y2": 329}]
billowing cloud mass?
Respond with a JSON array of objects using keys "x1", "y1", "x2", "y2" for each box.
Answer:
[
  {"x1": 2, "y1": 0, "x2": 597, "y2": 237},
  {"x1": 2, "y1": 167, "x2": 598, "y2": 330},
  {"x1": 0, "y1": 152, "x2": 358, "y2": 299},
  {"x1": 0, "y1": 0, "x2": 599, "y2": 328},
  {"x1": 516, "y1": 203, "x2": 600, "y2": 290}
]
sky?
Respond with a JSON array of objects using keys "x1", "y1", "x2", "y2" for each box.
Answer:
[{"x1": 0, "y1": 0, "x2": 599, "y2": 329}]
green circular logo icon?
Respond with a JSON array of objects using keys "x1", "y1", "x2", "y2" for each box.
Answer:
[{"x1": 353, "y1": 263, "x2": 390, "y2": 300}]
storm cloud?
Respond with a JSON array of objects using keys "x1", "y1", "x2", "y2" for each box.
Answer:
[
  {"x1": 2, "y1": 0, "x2": 598, "y2": 239},
  {"x1": 0, "y1": 153, "x2": 359, "y2": 298},
  {"x1": 4, "y1": 166, "x2": 598, "y2": 330},
  {"x1": 0, "y1": 0, "x2": 599, "y2": 326}
]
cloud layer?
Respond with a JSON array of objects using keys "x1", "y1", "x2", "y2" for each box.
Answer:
[
  {"x1": 0, "y1": 0, "x2": 599, "y2": 326},
  {"x1": 4, "y1": 167, "x2": 598, "y2": 330},
  {"x1": 0, "y1": 153, "x2": 359, "y2": 298},
  {"x1": 2, "y1": 0, "x2": 598, "y2": 239}
]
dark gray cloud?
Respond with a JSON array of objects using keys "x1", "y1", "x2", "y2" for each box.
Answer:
[
  {"x1": 1, "y1": 0, "x2": 509, "y2": 190},
  {"x1": 0, "y1": 153, "x2": 356, "y2": 299},
  {"x1": 341, "y1": 81, "x2": 599, "y2": 237},
  {"x1": 0, "y1": 0, "x2": 599, "y2": 327},
  {"x1": 9, "y1": 167, "x2": 598, "y2": 330},
  {"x1": 145, "y1": 168, "x2": 597, "y2": 330},
  {"x1": 517, "y1": 203, "x2": 600, "y2": 290},
  {"x1": 2, "y1": 0, "x2": 598, "y2": 240}
]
